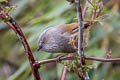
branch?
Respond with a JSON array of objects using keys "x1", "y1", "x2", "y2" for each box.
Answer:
[
  {"x1": 61, "y1": 54, "x2": 72, "y2": 80},
  {"x1": 82, "y1": 1, "x2": 89, "y2": 19},
  {"x1": 85, "y1": 56, "x2": 120, "y2": 62},
  {"x1": 96, "y1": 0, "x2": 104, "y2": 17},
  {"x1": 0, "y1": 7, "x2": 40, "y2": 80},
  {"x1": 35, "y1": 56, "x2": 120, "y2": 66},
  {"x1": 61, "y1": 66, "x2": 68, "y2": 80},
  {"x1": 75, "y1": 0, "x2": 90, "y2": 79},
  {"x1": 75, "y1": 0, "x2": 84, "y2": 64},
  {"x1": 87, "y1": 0, "x2": 94, "y2": 8}
]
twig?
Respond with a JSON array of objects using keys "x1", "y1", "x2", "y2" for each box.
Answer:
[
  {"x1": 0, "y1": 7, "x2": 40, "y2": 80},
  {"x1": 82, "y1": 1, "x2": 89, "y2": 19},
  {"x1": 96, "y1": 0, "x2": 104, "y2": 17},
  {"x1": 76, "y1": 71, "x2": 84, "y2": 79},
  {"x1": 61, "y1": 66, "x2": 68, "y2": 80},
  {"x1": 35, "y1": 56, "x2": 120, "y2": 65},
  {"x1": 72, "y1": 61, "x2": 84, "y2": 79},
  {"x1": 91, "y1": 10, "x2": 96, "y2": 20},
  {"x1": 91, "y1": 0, "x2": 104, "y2": 19},
  {"x1": 75, "y1": 0, "x2": 90, "y2": 79},
  {"x1": 85, "y1": 56, "x2": 120, "y2": 62},
  {"x1": 87, "y1": 0, "x2": 94, "y2": 8},
  {"x1": 75, "y1": 0, "x2": 83, "y2": 63},
  {"x1": 61, "y1": 54, "x2": 72, "y2": 80}
]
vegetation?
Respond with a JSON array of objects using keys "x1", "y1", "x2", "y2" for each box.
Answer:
[{"x1": 0, "y1": 0, "x2": 120, "y2": 80}]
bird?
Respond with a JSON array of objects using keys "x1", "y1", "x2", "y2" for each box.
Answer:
[{"x1": 37, "y1": 23, "x2": 90, "y2": 53}]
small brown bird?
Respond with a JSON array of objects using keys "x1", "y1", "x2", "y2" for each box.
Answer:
[{"x1": 37, "y1": 23, "x2": 89, "y2": 53}]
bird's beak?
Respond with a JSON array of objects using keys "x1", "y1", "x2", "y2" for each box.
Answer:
[{"x1": 36, "y1": 45, "x2": 42, "y2": 52}]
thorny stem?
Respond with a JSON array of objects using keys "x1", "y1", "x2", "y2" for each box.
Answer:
[
  {"x1": 75, "y1": 0, "x2": 90, "y2": 80},
  {"x1": 75, "y1": 0, "x2": 83, "y2": 64},
  {"x1": 0, "y1": 7, "x2": 40, "y2": 80},
  {"x1": 96, "y1": 0, "x2": 104, "y2": 17},
  {"x1": 82, "y1": 1, "x2": 89, "y2": 19},
  {"x1": 61, "y1": 66, "x2": 68, "y2": 80},
  {"x1": 76, "y1": 71, "x2": 84, "y2": 79},
  {"x1": 61, "y1": 54, "x2": 72, "y2": 80},
  {"x1": 35, "y1": 56, "x2": 120, "y2": 65},
  {"x1": 91, "y1": 9, "x2": 96, "y2": 20},
  {"x1": 87, "y1": 0, "x2": 94, "y2": 8},
  {"x1": 0, "y1": 1, "x2": 118, "y2": 80}
]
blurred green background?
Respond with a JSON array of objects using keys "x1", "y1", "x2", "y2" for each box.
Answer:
[{"x1": 0, "y1": 0, "x2": 120, "y2": 80}]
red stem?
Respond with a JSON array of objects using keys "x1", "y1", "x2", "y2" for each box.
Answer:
[
  {"x1": 85, "y1": 56, "x2": 120, "y2": 62},
  {"x1": 91, "y1": 10, "x2": 96, "y2": 20},
  {"x1": 61, "y1": 54, "x2": 72, "y2": 80},
  {"x1": 0, "y1": 8, "x2": 40, "y2": 80},
  {"x1": 82, "y1": 1, "x2": 89, "y2": 20},
  {"x1": 35, "y1": 56, "x2": 120, "y2": 66},
  {"x1": 61, "y1": 66, "x2": 68, "y2": 80},
  {"x1": 7, "y1": 19, "x2": 40, "y2": 80}
]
